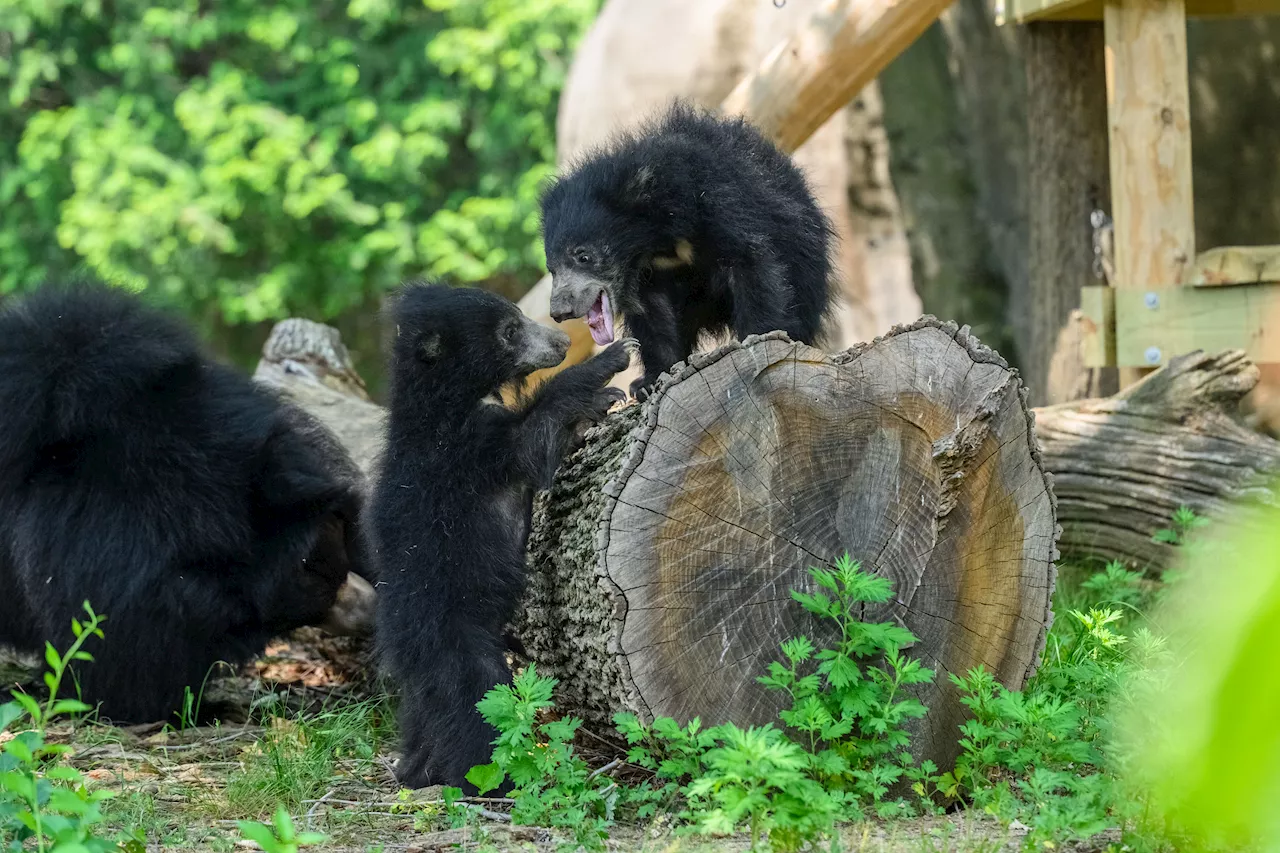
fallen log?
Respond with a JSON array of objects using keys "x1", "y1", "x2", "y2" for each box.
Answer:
[
  {"x1": 1034, "y1": 348, "x2": 1280, "y2": 569},
  {"x1": 253, "y1": 318, "x2": 387, "y2": 477},
  {"x1": 261, "y1": 317, "x2": 1058, "y2": 773}
]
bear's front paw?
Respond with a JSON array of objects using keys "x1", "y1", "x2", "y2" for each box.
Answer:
[
  {"x1": 591, "y1": 385, "x2": 628, "y2": 417},
  {"x1": 630, "y1": 375, "x2": 657, "y2": 402},
  {"x1": 596, "y1": 338, "x2": 638, "y2": 375}
]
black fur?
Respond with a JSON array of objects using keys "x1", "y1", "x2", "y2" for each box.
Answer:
[
  {"x1": 541, "y1": 99, "x2": 836, "y2": 399},
  {"x1": 0, "y1": 281, "x2": 369, "y2": 723},
  {"x1": 367, "y1": 281, "x2": 631, "y2": 792}
]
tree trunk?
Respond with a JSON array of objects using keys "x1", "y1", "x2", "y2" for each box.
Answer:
[
  {"x1": 515, "y1": 320, "x2": 1057, "y2": 773},
  {"x1": 877, "y1": 20, "x2": 1018, "y2": 360},
  {"x1": 1034, "y1": 349, "x2": 1280, "y2": 569},
  {"x1": 1023, "y1": 21, "x2": 1117, "y2": 406}
]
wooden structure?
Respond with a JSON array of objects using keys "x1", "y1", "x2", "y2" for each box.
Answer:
[{"x1": 1006, "y1": 0, "x2": 1280, "y2": 392}]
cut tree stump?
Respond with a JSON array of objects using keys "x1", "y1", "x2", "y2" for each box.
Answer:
[
  {"x1": 256, "y1": 316, "x2": 1057, "y2": 772},
  {"x1": 516, "y1": 320, "x2": 1057, "y2": 772}
]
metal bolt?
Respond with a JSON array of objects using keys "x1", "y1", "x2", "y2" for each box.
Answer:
[
  {"x1": 1144, "y1": 346, "x2": 1162, "y2": 365},
  {"x1": 1144, "y1": 292, "x2": 1160, "y2": 309}
]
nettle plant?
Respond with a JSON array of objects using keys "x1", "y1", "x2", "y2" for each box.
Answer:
[{"x1": 469, "y1": 554, "x2": 940, "y2": 853}]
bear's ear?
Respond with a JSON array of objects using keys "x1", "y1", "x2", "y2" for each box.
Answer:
[{"x1": 417, "y1": 332, "x2": 444, "y2": 363}]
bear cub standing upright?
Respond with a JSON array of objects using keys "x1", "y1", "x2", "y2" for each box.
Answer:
[
  {"x1": 541, "y1": 99, "x2": 836, "y2": 399},
  {"x1": 368, "y1": 282, "x2": 633, "y2": 791}
]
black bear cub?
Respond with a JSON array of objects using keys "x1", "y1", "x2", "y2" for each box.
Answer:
[
  {"x1": 541, "y1": 99, "x2": 836, "y2": 399},
  {"x1": 0, "y1": 281, "x2": 370, "y2": 724},
  {"x1": 368, "y1": 282, "x2": 632, "y2": 792}
]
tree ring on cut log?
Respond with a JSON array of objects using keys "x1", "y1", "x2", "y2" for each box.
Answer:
[{"x1": 518, "y1": 318, "x2": 1058, "y2": 772}]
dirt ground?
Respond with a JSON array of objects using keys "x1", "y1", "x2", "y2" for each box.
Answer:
[{"x1": 4, "y1": 632, "x2": 1119, "y2": 852}]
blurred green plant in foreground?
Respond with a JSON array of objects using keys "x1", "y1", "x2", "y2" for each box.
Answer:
[
  {"x1": 1120, "y1": 502, "x2": 1280, "y2": 851},
  {"x1": 0, "y1": 0, "x2": 598, "y2": 328}
]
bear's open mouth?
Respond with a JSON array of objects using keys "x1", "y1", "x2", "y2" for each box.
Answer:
[{"x1": 586, "y1": 290, "x2": 615, "y2": 346}]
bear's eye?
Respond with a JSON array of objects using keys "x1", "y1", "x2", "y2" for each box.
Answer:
[
  {"x1": 503, "y1": 322, "x2": 520, "y2": 344},
  {"x1": 573, "y1": 248, "x2": 592, "y2": 266}
]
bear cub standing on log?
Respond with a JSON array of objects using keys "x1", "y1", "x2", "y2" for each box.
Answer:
[
  {"x1": 368, "y1": 282, "x2": 633, "y2": 792},
  {"x1": 541, "y1": 100, "x2": 836, "y2": 399},
  {"x1": 0, "y1": 281, "x2": 370, "y2": 723}
]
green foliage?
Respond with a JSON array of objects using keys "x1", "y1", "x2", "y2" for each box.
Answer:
[
  {"x1": 471, "y1": 664, "x2": 616, "y2": 851},
  {"x1": 475, "y1": 554, "x2": 941, "y2": 852},
  {"x1": 684, "y1": 724, "x2": 848, "y2": 853},
  {"x1": 1122, "y1": 501, "x2": 1280, "y2": 851},
  {"x1": 0, "y1": 602, "x2": 118, "y2": 853},
  {"x1": 613, "y1": 714, "x2": 714, "y2": 819},
  {"x1": 759, "y1": 553, "x2": 936, "y2": 814},
  {"x1": 937, "y1": 544, "x2": 1175, "y2": 850},
  {"x1": 0, "y1": 0, "x2": 598, "y2": 328},
  {"x1": 1151, "y1": 504, "x2": 1209, "y2": 548},
  {"x1": 1079, "y1": 559, "x2": 1145, "y2": 612},
  {"x1": 236, "y1": 805, "x2": 326, "y2": 852}
]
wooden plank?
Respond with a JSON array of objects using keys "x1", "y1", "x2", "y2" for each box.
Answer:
[
  {"x1": 1080, "y1": 286, "x2": 1117, "y2": 366},
  {"x1": 1104, "y1": 0, "x2": 1195, "y2": 386},
  {"x1": 1113, "y1": 284, "x2": 1280, "y2": 365},
  {"x1": 720, "y1": 0, "x2": 957, "y2": 153},
  {"x1": 1008, "y1": 0, "x2": 1280, "y2": 23},
  {"x1": 1187, "y1": 245, "x2": 1280, "y2": 287}
]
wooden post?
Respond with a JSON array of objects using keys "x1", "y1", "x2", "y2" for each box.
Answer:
[
  {"x1": 1024, "y1": 21, "x2": 1117, "y2": 405},
  {"x1": 1103, "y1": 0, "x2": 1195, "y2": 387}
]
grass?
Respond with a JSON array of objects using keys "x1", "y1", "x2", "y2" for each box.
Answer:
[
  {"x1": 2, "y1": 509, "x2": 1240, "y2": 852},
  {"x1": 224, "y1": 697, "x2": 395, "y2": 816}
]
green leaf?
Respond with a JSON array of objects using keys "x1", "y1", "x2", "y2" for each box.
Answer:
[
  {"x1": 236, "y1": 821, "x2": 278, "y2": 849},
  {"x1": 0, "y1": 702, "x2": 22, "y2": 731},
  {"x1": 465, "y1": 762, "x2": 505, "y2": 795},
  {"x1": 12, "y1": 691, "x2": 41, "y2": 722}
]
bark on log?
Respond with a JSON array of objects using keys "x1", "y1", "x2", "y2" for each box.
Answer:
[
  {"x1": 514, "y1": 319, "x2": 1056, "y2": 772},
  {"x1": 1034, "y1": 349, "x2": 1280, "y2": 569}
]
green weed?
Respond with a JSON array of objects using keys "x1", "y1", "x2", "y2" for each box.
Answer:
[
  {"x1": 0, "y1": 601, "x2": 120, "y2": 852},
  {"x1": 468, "y1": 664, "x2": 616, "y2": 851},
  {"x1": 236, "y1": 805, "x2": 326, "y2": 852}
]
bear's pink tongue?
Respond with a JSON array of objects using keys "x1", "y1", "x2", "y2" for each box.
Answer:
[{"x1": 586, "y1": 290, "x2": 615, "y2": 345}]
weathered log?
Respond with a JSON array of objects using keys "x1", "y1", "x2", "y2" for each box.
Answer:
[
  {"x1": 1034, "y1": 348, "x2": 1280, "y2": 569},
  {"x1": 521, "y1": 319, "x2": 1057, "y2": 772},
  {"x1": 253, "y1": 318, "x2": 387, "y2": 477}
]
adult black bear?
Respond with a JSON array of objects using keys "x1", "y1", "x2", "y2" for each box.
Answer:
[
  {"x1": 0, "y1": 281, "x2": 370, "y2": 723},
  {"x1": 368, "y1": 281, "x2": 632, "y2": 792},
  {"x1": 541, "y1": 99, "x2": 836, "y2": 399}
]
